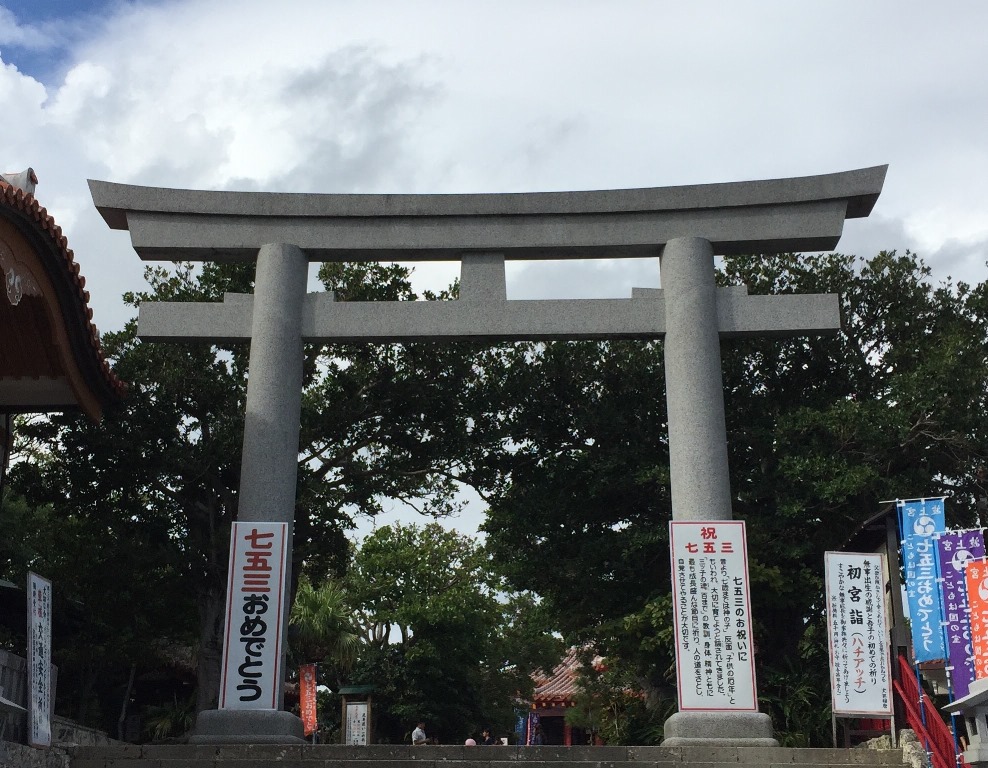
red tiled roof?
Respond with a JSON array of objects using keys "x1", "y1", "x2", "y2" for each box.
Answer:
[
  {"x1": 531, "y1": 647, "x2": 582, "y2": 705},
  {"x1": 0, "y1": 178, "x2": 126, "y2": 417}
]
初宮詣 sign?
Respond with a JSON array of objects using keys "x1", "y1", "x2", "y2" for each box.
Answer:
[{"x1": 824, "y1": 552, "x2": 891, "y2": 716}]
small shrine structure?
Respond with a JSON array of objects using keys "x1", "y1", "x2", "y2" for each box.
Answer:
[
  {"x1": 526, "y1": 648, "x2": 603, "y2": 745},
  {"x1": 0, "y1": 169, "x2": 124, "y2": 420},
  {"x1": 0, "y1": 167, "x2": 124, "y2": 481}
]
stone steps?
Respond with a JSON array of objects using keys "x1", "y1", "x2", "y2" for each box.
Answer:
[{"x1": 68, "y1": 744, "x2": 907, "y2": 768}]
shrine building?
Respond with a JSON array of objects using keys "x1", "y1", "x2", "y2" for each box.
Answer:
[{"x1": 0, "y1": 169, "x2": 124, "y2": 471}]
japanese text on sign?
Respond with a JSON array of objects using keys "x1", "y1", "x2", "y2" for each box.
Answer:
[
  {"x1": 27, "y1": 572, "x2": 52, "y2": 748},
  {"x1": 219, "y1": 522, "x2": 289, "y2": 710},
  {"x1": 966, "y1": 558, "x2": 988, "y2": 682},
  {"x1": 299, "y1": 664, "x2": 318, "y2": 737},
  {"x1": 899, "y1": 499, "x2": 947, "y2": 662},
  {"x1": 824, "y1": 552, "x2": 891, "y2": 716},
  {"x1": 346, "y1": 702, "x2": 369, "y2": 745},
  {"x1": 936, "y1": 529, "x2": 985, "y2": 700},
  {"x1": 669, "y1": 521, "x2": 757, "y2": 712}
]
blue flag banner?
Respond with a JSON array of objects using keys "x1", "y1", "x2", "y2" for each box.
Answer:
[
  {"x1": 514, "y1": 709, "x2": 527, "y2": 743},
  {"x1": 527, "y1": 712, "x2": 541, "y2": 745},
  {"x1": 899, "y1": 498, "x2": 947, "y2": 662}
]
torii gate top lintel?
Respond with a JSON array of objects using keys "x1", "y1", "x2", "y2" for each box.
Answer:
[{"x1": 88, "y1": 165, "x2": 886, "y2": 262}]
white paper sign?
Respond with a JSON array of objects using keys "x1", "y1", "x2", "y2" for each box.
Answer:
[
  {"x1": 345, "y1": 702, "x2": 369, "y2": 745},
  {"x1": 824, "y1": 552, "x2": 892, "y2": 715},
  {"x1": 27, "y1": 572, "x2": 52, "y2": 747},
  {"x1": 219, "y1": 522, "x2": 289, "y2": 710},
  {"x1": 669, "y1": 521, "x2": 758, "y2": 711}
]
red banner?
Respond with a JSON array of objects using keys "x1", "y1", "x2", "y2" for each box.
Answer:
[
  {"x1": 966, "y1": 559, "x2": 988, "y2": 682},
  {"x1": 299, "y1": 664, "x2": 318, "y2": 737}
]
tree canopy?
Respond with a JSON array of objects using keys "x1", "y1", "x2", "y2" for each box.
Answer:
[{"x1": 341, "y1": 522, "x2": 561, "y2": 743}]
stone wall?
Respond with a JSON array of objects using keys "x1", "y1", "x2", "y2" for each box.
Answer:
[
  {"x1": 51, "y1": 716, "x2": 118, "y2": 747},
  {"x1": 0, "y1": 714, "x2": 118, "y2": 767},
  {"x1": 858, "y1": 729, "x2": 924, "y2": 768},
  {"x1": 0, "y1": 740, "x2": 70, "y2": 768}
]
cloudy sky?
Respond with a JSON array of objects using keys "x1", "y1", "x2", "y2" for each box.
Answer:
[
  {"x1": 3, "y1": 1, "x2": 986, "y2": 533},
  {"x1": 4, "y1": 0, "x2": 987, "y2": 333}
]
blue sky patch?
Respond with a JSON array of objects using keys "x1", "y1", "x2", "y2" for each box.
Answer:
[{"x1": 1, "y1": 0, "x2": 118, "y2": 82}]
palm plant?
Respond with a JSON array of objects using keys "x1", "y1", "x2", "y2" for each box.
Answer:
[{"x1": 290, "y1": 577, "x2": 362, "y2": 685}]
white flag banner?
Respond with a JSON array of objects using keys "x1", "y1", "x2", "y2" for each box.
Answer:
[
  {"x1": 669, "y1": 521, "x2": 758, "y2": 711},
  {"x1": 824, "y1": 552, "x2": 892, "y2": 715},
  {"x1": 27, "y1": 571, "x2": 52, "y2": 747},
  {"x1": 219, "y1": 522, "x2": 289, "y2": 710}
]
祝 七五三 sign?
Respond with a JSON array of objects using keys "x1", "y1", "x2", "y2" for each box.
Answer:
[
  {"x1": 669, "y1": 521, "x2": 757, "y2": 712},
  {"x1": 824, "y1": 552, "x2": 891, "y2": 716}
]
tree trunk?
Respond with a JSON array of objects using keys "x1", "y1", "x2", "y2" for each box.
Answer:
[
  {"x1": 75, "y1": 657, "x2": 99, "y2": 726},
  {"x1": 117, "y1": 663, "x2": 137, "y2": 740},
  {"x1": 196, "y1": 584, "x2": 225, "y2": 713}
]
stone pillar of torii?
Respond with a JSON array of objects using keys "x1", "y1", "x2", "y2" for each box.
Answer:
[{"x1": 90, "y1": 165, "x2": 886, "y2": 745}]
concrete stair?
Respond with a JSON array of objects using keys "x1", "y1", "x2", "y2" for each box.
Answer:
[{"x1": 68, "y1": 743, "x2": 908, "y2": 768}]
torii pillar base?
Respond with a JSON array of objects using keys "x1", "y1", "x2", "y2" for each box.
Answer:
[
  {"x1": 189, "y1": 710, "x2": 305, "y2": 744},
  {"x1": 662, "y1": 711, "x2": 778, "y2": 746}
]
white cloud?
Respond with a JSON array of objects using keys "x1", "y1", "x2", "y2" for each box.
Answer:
[
  {"x1": 0, "y1": 58, "x2": 48, "y2": 159},
  {"x1": 2, "y1": 0, "x2": 987, "y2": 336},
  {"x1": 0, "y1": 6, "x2": 56, "y2": 50}
]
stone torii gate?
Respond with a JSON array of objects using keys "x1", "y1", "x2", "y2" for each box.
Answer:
[{"x1": 90, "y1": 165, "x2": 886, "y2": 745}]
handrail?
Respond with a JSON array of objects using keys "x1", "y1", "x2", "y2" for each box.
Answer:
[
  {"x1": 895, "y1": 654, "x2": 967, "y2": 768},
  {"x1": 894, "y1": 679, "x2": 952, "y2": 768}
]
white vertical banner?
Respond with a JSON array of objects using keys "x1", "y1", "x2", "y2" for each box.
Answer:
[
  {"x1": 824, "y1": 552, "x2": 892, "y2": 715},
  {"x1": 26, "y1": 572, "x2": 52, "y2": 748},
  {"x1": 345, "y1": 702, "x2": 369, "y2": 745},
  {"x1": 219, "y1": 522, "x2": 289, "y2": 710},
  {"x1": 669, "y1": 521, "x2": 758, "y2": 711}
]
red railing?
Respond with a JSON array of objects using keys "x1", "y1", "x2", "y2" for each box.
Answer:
[{"x1": 894, "y1": 653, "x2": 967, "y2": 768}]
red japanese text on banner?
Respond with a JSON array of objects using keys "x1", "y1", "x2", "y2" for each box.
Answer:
[
  {"x1": 669, "y1": 521, "x2": 757, "y2": 712},
  {"x1": 219, "y1": 522, "x2": 289, "y2": 710},
  {"x1": 824, "y1": 552, "x2": 891, "y2": 716},
  {"x1": 966, "y1": 558, "x2": 988, "y2": 682},
  {"x1": 299, "y1": 664, "x2": 318, "y2": 736}
]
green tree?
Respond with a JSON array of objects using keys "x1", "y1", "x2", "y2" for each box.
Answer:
[
  {"x1": 345, "y1": 522, "x2": 562, "y2": 743},
  {"x1": 475, "y1": 339, "x2": 675, "y2": 709},
  {"x1": 0, "y1": 485, "x2": 193, "y2": 727},
  {"x1": 289, "y1": 576, "x2": 361, "y2": 689}
]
